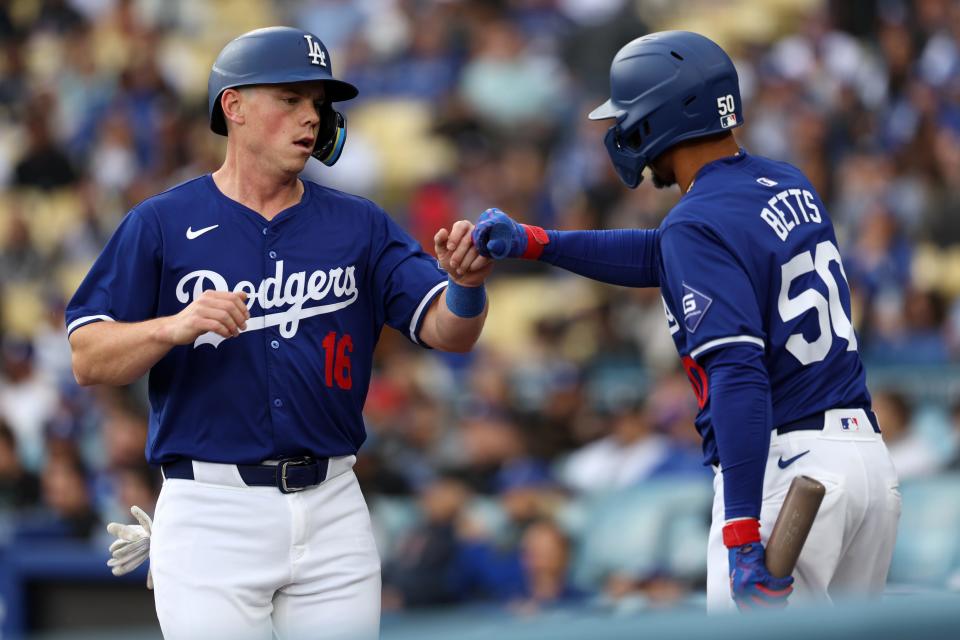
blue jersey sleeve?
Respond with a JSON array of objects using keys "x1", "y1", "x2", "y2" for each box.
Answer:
[
  {"x1": 65, "y1": 205, "x2": 162, "y2": 336},
  {"x1": 370, "y1": 209, "x2": 447, "y2": 346},
  {"x1": 659, "y1": 222, "x2": 765, "y2": 359},
  {"x1": 702, "y1": 344, "x2": 772, "y2": 521},
  {"x1": 541, "y1": 228, "x2": 660, "y2": 287},
  {"x1": 660, "y1": 222, "x2": 771, "y2": 522}
]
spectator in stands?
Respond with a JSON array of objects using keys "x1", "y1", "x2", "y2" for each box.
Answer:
[
  {"x1": 0, "y1": 338, "x2": 58, "y2": 472},
  {"x1": 600, "y1": 570, "x2": 691, "y2": 610},
  {"x1": 13, "y1": 95, "x2": 78, "y2": 190},
  {"x1": 455, "y1": 516, "x2": 583, "y2": 611},
  {"x1": 0, "y1": 35, "x2": 28, "y2": 110},
  {"x1": 879, "y1": 287, "x2": 949, "y2": 364},
  {"x1": 100, "y1": 390, "x2": 148, "y2": 468},
  {"x1": 382, "y1": 476, "x2": 471, "y2": 609},
  {"x1": 495, "y1": 459, "x2": 564, "y2": 537},
  {"x1": 17, "y1": 446, "x2": 99, "y2": 539},
  {"x1": 113, "y1": 463, "x2": 159, "y2": 516},
  {"x1": 559, "y1": 399, "x2": 673, "y2": 492},
  {"x1": 873, "y1": 389, "x2": 942, "y2": 479},
  {"x1": 945, "y1": 401, "x2": 960, "y2": 472},
  {"x1": 0, "y1": 419, "x2": 41, "y2": 511},
  {"x1": 33, "y1": 0, "x2": 86, "y2": 34},
  {"x1": 458, "y1": 17, "x2": 565, "y2": 130},
  {"x1": 845, "y1": 202, "x2": 912, "y2": 309},
  {"x1": 511, "y1": 519, "x2": 584, "y2": 613},
  {"x1": 0, "y1": 208, "x2": 46, "y2": 283}
]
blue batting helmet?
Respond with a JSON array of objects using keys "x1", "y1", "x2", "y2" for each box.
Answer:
[
  {"x1": 208, "y1": 26, "x2": 359, "y2": 166},
  {"x1": 589, "y1": 31, "x2": 743, "y2": 188}
]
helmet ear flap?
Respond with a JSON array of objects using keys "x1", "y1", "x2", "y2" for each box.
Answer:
[{"x1": 312, "y1": 102, "x2": 348, "y2": 167}]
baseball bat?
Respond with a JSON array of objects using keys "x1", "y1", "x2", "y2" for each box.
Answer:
[{"x1": 764, "y1": 475, "x2": 826, "y2": 578}]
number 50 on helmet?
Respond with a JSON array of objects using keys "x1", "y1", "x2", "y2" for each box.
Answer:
[{"x1": 589, "y1": 31, "x2": 744, "y2": 188}]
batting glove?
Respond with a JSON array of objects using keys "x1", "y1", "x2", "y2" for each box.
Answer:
[
  {"x1": 724, "y1": 518, "x2": 793, "y2": 610},
  {"x1": 471, "y1": 208, "x2": 549, "y2": 260},
  {"x1": 106, "y1": 505, "x2": 153, "y2": 589}
]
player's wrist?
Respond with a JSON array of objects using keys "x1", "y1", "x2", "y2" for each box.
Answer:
[
  {"x1": 151, "y1": 316, "x2": 179, "y2": 347},
  {"x1": 723, "y1": 518, "x2": 761, "y2": 548},
  {"x1": 519, "y1": 224, "x2": 549, "y2": 260},
  {"x1": 444, "y1": 278, "x2": 486, "y2": 318}
]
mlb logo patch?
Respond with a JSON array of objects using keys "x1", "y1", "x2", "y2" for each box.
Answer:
[
  {"x1": 681, "y1": 283, "x2": 713, "y2": 333},
  {"x1": 840, "y1": 417, "x2": 860, "y2": 432},
  {"x1": 720, "y1": 114, "x2": 738, "y2": 129}
]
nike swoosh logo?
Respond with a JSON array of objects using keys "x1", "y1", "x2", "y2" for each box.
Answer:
[
  {"x1": 186, "y1": 224, "x2": 219, "y2": 240},
  {"x1": 778, "y1": 450, "x2": 810, "y2": 469}
]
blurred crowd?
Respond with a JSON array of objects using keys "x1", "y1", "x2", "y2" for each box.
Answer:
[{"x1": 2, "y1": 0, "x2": 960, "y2": 616}]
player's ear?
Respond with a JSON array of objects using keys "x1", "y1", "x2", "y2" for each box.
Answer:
[{"x1": 221, "y1": 88, "x2": 246, "y2": 129}]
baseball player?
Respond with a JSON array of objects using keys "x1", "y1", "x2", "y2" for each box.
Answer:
[
  {"x1": 471, "y1": 31, "x2": 901, "y2": 611},
  {"x1": 67, "y1": 27, "x2": 491, "y2": 640}
]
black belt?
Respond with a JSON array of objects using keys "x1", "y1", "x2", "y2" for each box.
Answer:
[
  {"x1": 776, "y1": 408, "x2": 880, "y2": 435},
  {"x1": 162, "y1": 457, "x2": 330, "y2": 494}
]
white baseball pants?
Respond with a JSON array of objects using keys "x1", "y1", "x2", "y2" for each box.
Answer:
[
  {"x1": 706, "y1": 408, "x2": 902, "y2": 612},
  {"x1": 150, "y1": 458, "x2": 381, "y2": 639}
]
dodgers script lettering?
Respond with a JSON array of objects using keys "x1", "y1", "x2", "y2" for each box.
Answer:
[{"x1": 176, "y1": 261, "x2": 359, "y2": 347}]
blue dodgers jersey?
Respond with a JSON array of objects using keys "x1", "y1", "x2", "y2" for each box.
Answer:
[
  {"x1": 66, "y1": 176, "x2": 447, "y2": 464},
  {"x1": 657, "y1": 150, "x2": 871, "y2": 465}
]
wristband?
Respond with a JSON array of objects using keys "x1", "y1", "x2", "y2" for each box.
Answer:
[
  {"x1": 520, "y1": 225, "x2": 549, "y2": 259},
  {"x1": 444, "y1": 278, "x2": 486, "y2": 318},
  {"x1": 723, "y1": 518, "x2": 761, "y2": 548}
]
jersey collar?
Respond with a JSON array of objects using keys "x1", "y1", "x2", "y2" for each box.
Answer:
[
  {"x1": 685, "y1": 147, "x2": 749, "y2": 195},
  {"x1": 204, "y1": 174, "x2": 314, "y2": 226}
]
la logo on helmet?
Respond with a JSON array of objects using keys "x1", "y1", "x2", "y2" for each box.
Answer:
[{"x1": 303, "y1": 35, "x2": 327, "y2": 67}]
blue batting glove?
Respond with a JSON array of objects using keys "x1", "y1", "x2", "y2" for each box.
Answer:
[
  {"x1": 724, "y1": 518, "x2": 793, "y2": 611},
  {"x1": 728, "y1": 543, "x2": 794, "y2": 610},
  {"x1": 471, "y1": 208, "x2": 549, "y2": 260}
]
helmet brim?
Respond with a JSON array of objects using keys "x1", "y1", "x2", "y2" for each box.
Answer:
[
  {"x1": 209, "y1": 77, "x2": 359, "y2": 135},
  {"x1": 588, "y1": 99, "x2": 624, "y2": 121},
  {"x1": 317, "y1": 78, "x2": 359, "y2": 102}
]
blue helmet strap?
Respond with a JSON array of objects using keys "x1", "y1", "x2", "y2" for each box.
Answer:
[{"x1": 312, "y1": 103, "x2": 347, "y2": 167}]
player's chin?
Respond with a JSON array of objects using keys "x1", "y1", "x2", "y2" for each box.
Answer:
[
  {"x1": 283, "y1": 148, "x2": 312, "y2": 171},
  {"x1": 650, "y1": 170, "x2": 676, "y2": 190}
]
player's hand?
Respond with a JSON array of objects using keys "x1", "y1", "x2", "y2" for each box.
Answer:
[
  {"x1": 471, "y1": 208, "x2": 549, "y2": 260},
  {"x1": 162, "y1": 290, "x2": 250, "y2": 345},
  {"x1": 435, "y1": 220, "x2": 493, "y2": 287},
  {"x1": 106, "y1": 505, "x2": 154, "y2": 590},
  {"x1": 728, "y1": 542, "x2": 794, "y2": 610},
  {"x1": 472, "y1": 208, "x2": 526, "y2": 259}
]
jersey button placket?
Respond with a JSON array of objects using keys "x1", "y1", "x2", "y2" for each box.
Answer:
[{"x1": 263, "y1": 224, "x2": 283, "y2": 418}]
